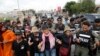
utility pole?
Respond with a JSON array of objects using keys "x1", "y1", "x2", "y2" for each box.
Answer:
[{"x1": 17, "y1": 0, "x2": 20, "y2": 10}]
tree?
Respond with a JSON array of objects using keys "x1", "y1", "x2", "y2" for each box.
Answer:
[
  {"x1": 64, "y1": 0, "x2": 96, "y2": 15},
  {"x1": 80, "y1": 0, "x2": 95, "y2": 13},
  {"x1": 70, "y1": 3, "x2": 81, "y2": 14},
  {"x1": 64, "y1": 1, "x2": 76, "y2": 16}
]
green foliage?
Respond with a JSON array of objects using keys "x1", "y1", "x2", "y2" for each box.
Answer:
[
  {"x1": 80, "y1": 0, "x2": 95, "y2": 13},
  {"x1": 64, "y1": 1, "x2": 76, "y2": 15},
  {"x1": 64, "y1": 0, "x2": 96, "y2": 15}
]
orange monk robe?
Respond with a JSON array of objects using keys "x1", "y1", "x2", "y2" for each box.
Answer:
[
  {"x1": 2, "y1": 30, "x2": 16, "y2": 56},
  {"x1": 0, "y1": 45, "x2": 3, "y2": 56}
]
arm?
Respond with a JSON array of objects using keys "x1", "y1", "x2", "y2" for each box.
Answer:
[
  {"x1": 76, "y1": 33, "x2": 80, "y2": 43},
  {"x1": 4, "y1": 31, "x2": 16, "y2": 43},
  {"x1": 55, "y1": 34, "x2": 62, "y2": 44},
  {"x1": 12, "y1": 50, "x2": 15, "y2": 56},
  {"x1": 56, "y1": 38, "x2": 62, "y2": 44},
  {"x1": 38, "y1": 41, "x2": 43, "y2": 50},
  {"x1": 27, "y1": 51, "x2": 30, "y2": 56},
  {"x1": 26, "y1": 41, "x2": 30, "y2": 56},
  {"x1": 12, "y1": 41, "x2": 15, "y2": 56},
  {"x1": 28, "y1": 37, "x2": 33, "y2": 46}
]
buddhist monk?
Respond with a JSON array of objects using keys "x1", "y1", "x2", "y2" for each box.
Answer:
[
  {"x1": 0, "y1": 22, "x2": 3, "y2": 56},
  {"x1": 1, "y1": 24, "x2": 16, "y2": 56}
]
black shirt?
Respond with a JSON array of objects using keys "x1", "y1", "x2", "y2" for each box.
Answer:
[
  {"x1": 76, "y1": 30, "x2": 95, "y2": 48},
  {"x1": 26, "y1": 33, "x2": 42, "y2": 53},
  {"x1": 55, "y1": 23, "x2": 65, "y2": 31},
  {"x1": 12, "y1": 40, "x2": 29, "y2": 56},
  {"x1": 61, "y1": 35, "x2": 72, "y2": 48},
  {"x1": 45, "y1": 36, "x2": 50, "y2": 50},
  {"x1": 33, "y1": 36, "x2": 42, "y2": 53}
]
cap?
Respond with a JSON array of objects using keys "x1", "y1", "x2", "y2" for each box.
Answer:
[{"x1": 15, "y1": 30, "x2": 22, "y2": 35}]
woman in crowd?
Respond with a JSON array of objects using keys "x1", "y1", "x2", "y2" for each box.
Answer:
[
  {"x1": 38, "y1": 25, "x2": 56, "y2": 56},
  {"x1": 58, "y1": 26, "x2": 73, "y2": 56},
  {"x1": 31, "y1": 26, "x2": 43, "y2": 56}
]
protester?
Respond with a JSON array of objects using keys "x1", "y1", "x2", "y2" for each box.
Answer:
[
  {"x1": 55, "y1": 17, "x2": 65, "y2": 34},
  {"x1": 0, "y1": 22, "x2": 3, "y2": 56},
  {"x1": 38, "y1": 25, "x2": 56, "y2": 56},
  {"x1": 13, "y1": 21, "x2": 24, "y2": 33},
  {"x1": 46, "y1": 18, "x2": 56, "y2": 33},
  {"x1": 1, "y1": 23, "x2": 16, "y2": 56},
  {"x1": 68, "y1": 18, "x2": 75, "y2": 29},
  {"x1": 58, "y1": 26, "x2": 73, "y2": 56},
  {"x1": 24, "y1": 26, "x2": 31, "y2": 40},
  {"x1": 92, "y1": 19, "x2": 100, "y2": 56},
  {"x1": 12, "y1": 30, "x2": 30, "y2": 56},
  {"x1": 23, "y1": 26, "x2": 34, "y2": 56},
  {"x1": 31, "y1": 26, "x2": 43, "y2": 56},
  {"x1": 4, "y1": 20, "x2": 12, "y2": 30}
]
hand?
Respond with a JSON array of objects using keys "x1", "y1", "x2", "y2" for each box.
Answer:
[
  {"x1": 3, "y1": 41, "x2": 8, "y2": 44},
  {"x1": 0, "y1": 42, "x2": 3, "y2": 44},
  {"x1": 28, "y1": 42, "x2": 33, "y2": 46},
  {"x1": 38, "y1": 42, "x2": 43, "y2": 49},
  {"x1": 92, "y1": 44, "x2": 97, "y2": 50},
  {"x1": 76, "y1": 39, "x2": 80, "y2": 43},
  {"x1": 36, "y1": 38, "x2": 39, "y2": 41},
  {"x1": 56, "y1": 39, "x2": 62, "y2": 44}
]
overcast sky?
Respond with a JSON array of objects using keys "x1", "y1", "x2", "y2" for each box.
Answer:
[{"x1": 0, "y1": 0, "x2": 100, "y2": 12}]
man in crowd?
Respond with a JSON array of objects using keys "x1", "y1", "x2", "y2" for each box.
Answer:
[
  {"x1": 1, "y1": 23, "x2": 16, "y2": 56},
  {"x1": 55, "y1": 17, "x2": 65, "y2": 34},
  {"x1": 75, "y1": 21, "x2": 95, "y2": 56},
  {"x1": 92, "y1": 19, "x2": 100, "y2": 56},
  {"x1": 0, "y1": 22, "x2": 3, "y2": 56},
  {"x1": 12, "y1": 30, "x2": 30, "y2": 56}
]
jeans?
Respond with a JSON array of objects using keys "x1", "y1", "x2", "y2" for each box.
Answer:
[
  {"x1": 34, "y1": 53, "x2": 39, "y2": 56},
  {"x1": 45, "y1": 49, "x2": 56, "y2": 56},
  {"x1": 34, "y1": 52, "x2": 44, "y2": 56}
]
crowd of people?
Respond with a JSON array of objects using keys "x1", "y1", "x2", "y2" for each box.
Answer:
[{"x1": 0, "y1": 15, "x2": 100, "y2": 56}]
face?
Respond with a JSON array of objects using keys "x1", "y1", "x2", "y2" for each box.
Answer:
[
  {"x1": 82, "y1": 24, "x2": 90, "y2": 32},
  {"x1": 95, "y1": 22, "x2": 100, "y2": 26},
  {"x1": 1, "y1": 26, "x2": 6, "y2": 31},
  {"x1": 57, "y1": 19, "x2": 62, "y2": 23},
  {"x1": 33, "y1": 32, "x2": 39, "y2": 36},
  {"x1": 17, "y1": 23, "x2": 21, "y2": 27},
  {"x1": 65, "y1": 31, "x2": 72, "y2": 36},
  {"x1": 16, "y1": 35, "x2": 22, "y2": 40},
  {"x1": 43, "y1": 29, "x2": 49, "y2": 34}
]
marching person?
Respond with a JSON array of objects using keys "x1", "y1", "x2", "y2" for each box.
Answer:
[
  {"x1": 75, "y1": 21, "x2": 95, "y2": 56},
  {"x1": 31, "y1": 26, "x2": 43, "y2": 56},
  {"x1": 12, "y1": 30, "x2": 30, "y2": 56},
  {"x1": 0, "y1": 22, "x2": 3, "y2": 56},
  {"x1": 55, "y1": 17, "x2": 65, "y2": 34},
  {"x1": 38, "y1": 25, "x2": 56, "y2": 56},
  {"x1": 92, "y1": 19, "x2": 100, "y2": 38},
  {"x1": 92, "y1": 19, "x2": 100, "y2": 56},
  {"x1": 1, "y1": 23, "x2": 16, "y2": 56},
  {"x1": 57, "y1": 26, "x2": 73, "y2": 56}
]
